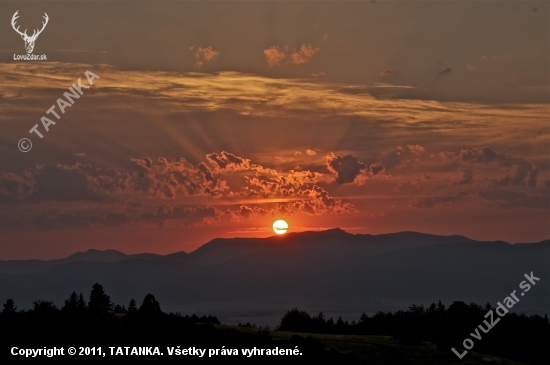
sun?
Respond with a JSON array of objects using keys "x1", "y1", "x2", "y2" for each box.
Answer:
[{"x1": 272, "y1": 220, "x2": 288, "y2": 234}]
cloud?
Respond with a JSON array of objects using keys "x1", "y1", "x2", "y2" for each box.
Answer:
[
  {"x1": 438, "y1": 68, "x2": 452, "y2": 76},
  {"x1": 412, "y1": 192, "x2": 468, "y2": 208},
  {"x1": 263, "y1": 46, "x2": 286, "y2": 68},
  {"x1": 263, "y1": 44, "x2": 319, "y2": 67},
  {"x1": 206, "y1": 151, "x2": 252, "y2": 173},
  {"x1": 479, "y1": 189, "x2": 548, "y2": 209},
  {"x1": 0, "y1": 163, "x2": 129, "y2": 203},
  {"x1": 194, "y1": 46, "x2": 220, "y2": 68},
  {"x1": 380, "y1": 69, "x2": 399, "y2": 76},
  {"x1": 0, "y1": 201, "x2": 275, "y2": 231},
  {"x1": 221, "y1": 158, "x2": 357, "y2": 216},
  {"x1": 326, "y1": 153, "x2": 367, "y2": 184},
  {"x1": 0, "y1": 172, "x2": 35, "y2": 202},
  {"x1": 406, "y1": 144, "x2": 426, "y2": 155},
  {"x1": 229, "y1": 205, "x2": 273, "y2": 221},
  {"x1": 377, "y1": 144, "x2": 427, "y2": 171},
  {"x1": 0, "y1": 155, "x2": 231, "y2": 203},
  {"x1": 1, "y1": 60, "x2": 547, "y2": 243},
  {"x1": 466, "y1": 64, "x2": 477, "y2": 71},
  {"x1": 441, "y1": 147, "x2": 540, "y2": 187},
  {"x1": 4, "y1": 63, "x2": 545, "y2": 119},
  {"x1": 311, "y1": 72, "x2": 326, "y2": 77},
  {"x1": 369, "y1": 163, "x2": 385, "y2": 176},
  {"x1": 276, "y1": 185, "x2": 356, "y2": 215},
  {"x1": 130, "y1": 157, "x2": 228, "y2": 198},
  {"x1": 141, "y1": 205, "x2": 223, "y2": 227},
  {"x1": 294, "y1": 151, "x2": 302, "y2": 156},
  {"x1": 306, "y1": 149, "x2": 317, "y2": 156},
  {"x1": 241, "y1": 169, "x2": 320, "y2": 199},
  {"x1": 0, "y1": 148, "x2": 362, "y2": 229},
  {"x1": 291, "y1": 44, "x2": 320, "y2": 65},
  {"x1": 457, "y1": 168, "x2": 475, "y2": 186},
  {"x1": 326, "y1": 153, "x2": 384, "y2": 185}
]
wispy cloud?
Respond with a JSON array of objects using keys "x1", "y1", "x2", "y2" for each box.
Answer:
[
  {"x1": 0, "y1": 63, "x2": 547, "y2": 242},
  {"x1": 380, "y1": 69, "x2": 399, "y2": 76},
  {"x1": 263, "y1": 44, "x2": 320, "y2": 68},
  {"x1": 291, "y1": 44, "x2": 320, "y2": 65},
  {"x1": 263, "y1": 46, "x2": 287, "y2": 68},
  {"x1": 194, "y1": 46, "x2": 219, "y2": 68}
]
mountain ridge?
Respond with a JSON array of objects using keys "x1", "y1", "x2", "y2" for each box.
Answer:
[
  {"x1": 1, "y1": 229, "x2": 548, "y2": 266},
  {"x1": 0, "y1": 229, "x2": 548, "y2": 321}
]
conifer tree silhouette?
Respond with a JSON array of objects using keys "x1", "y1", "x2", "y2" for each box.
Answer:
[
  {"x1": 62, "y1": 291, "x2": 79, "y2": 314},
  {"x1": 32, "y1": 300, "x2": 59, "y2": 315},
  {"x1": 88, "y1": 283, "x2": 112, "y2": 314},
  {"x1": 2, "y1": 298, "x2": 17, "y2": 315},
  {"x1": 127, "y1": 299, "x2": 138, "y2": 315},
  {"x1": 138, "y1": 294, "x2": 162, "y2": 316},
  {"x1": 77, "y1": 292, "x2": 87, "y2": 312}
]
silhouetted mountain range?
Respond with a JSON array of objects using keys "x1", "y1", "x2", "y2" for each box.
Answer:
[{"x1": 1, "y1": 229, "x2": 548, "y2": 323}]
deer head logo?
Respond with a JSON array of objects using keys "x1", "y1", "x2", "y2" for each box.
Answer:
[{"x1": 11, "y1": 11, "x2": 49, "y2": 54}]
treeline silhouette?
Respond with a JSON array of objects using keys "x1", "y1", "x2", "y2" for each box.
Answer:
[
  {"x1": 0, "y1": 283, "x2": 352, "y2": 363},
  {"x1": 278, "y1": 301, "x2": 549, "y2": 365},
  {"x1": 2, "y1": 283, "x2": 219, "y2": 324},
  {"x1": 2, "y1": 287, "x2": 548, "y2": 364}
]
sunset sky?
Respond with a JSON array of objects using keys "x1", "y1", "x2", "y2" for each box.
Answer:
[{"x1": 0, "y1": 1, "x2": 548, "y2": 259}]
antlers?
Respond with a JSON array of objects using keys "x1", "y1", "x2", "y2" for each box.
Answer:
[
  {"x1": 33, "y1": 13, "x2": 49, "y2": 39},
  {"x1": 11, "y1": 11, "x2": 26, "y2": 37},
  {"x1": 11, "y1": 11, "x2": 49, "y2": 40}
]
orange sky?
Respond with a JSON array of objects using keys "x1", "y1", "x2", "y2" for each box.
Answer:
[{"x1": 0, "y1": 2, "x2": 548, "y2": 259}]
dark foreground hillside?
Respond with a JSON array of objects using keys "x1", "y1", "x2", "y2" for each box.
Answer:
[
  {"x1": 1, "y1": 314, "x2": 354, "y2": 363},
  {"x1": 258, "y1": 329, "x2": 531, "y2": 365},
  {"x1": 0, "y1": 312, "x2": 544, "y2": 365},
  {"x1": 1, "y1": 284, "x2": 548, "y2": 364}
]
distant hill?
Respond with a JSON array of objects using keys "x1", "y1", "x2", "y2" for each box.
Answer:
[
  {"x1": 0, "y1": 229, "x2": 478, "y2": 274},
  {"x1": 0, "y1": 248, "x2": 181, "y2": 275},
  {"x1": 0, "y1": 229, "x2": 548, "y2": 322},
  {"x1": 186, "y1": 228, "x2": 479, "y2": 266}
]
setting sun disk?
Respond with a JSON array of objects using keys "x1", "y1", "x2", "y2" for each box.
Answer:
[{"x1": 272, "y1": 220, "x2": 288, "y2": 234}]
